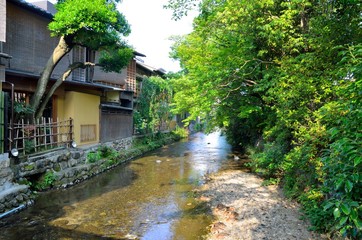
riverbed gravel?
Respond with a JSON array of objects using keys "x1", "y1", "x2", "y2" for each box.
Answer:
[{"x1": 198, "y1": 169, "x2": 327, "y2": 240}]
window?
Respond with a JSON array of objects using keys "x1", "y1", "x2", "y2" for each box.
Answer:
[
  {"x1": 72, "y1": 46, "x2": 85, "y2": 81},
  {"x1": 80, "y1": 124, "x2": 96, "y2": 142},
  {"x1": 86, "y1": 48, "x2": 95, "y2": 82}
]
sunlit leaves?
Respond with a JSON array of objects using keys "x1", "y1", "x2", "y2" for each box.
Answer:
[
  {"x1": 135, "y1": 77, "x2": 173, "y2": 133},
  {"x1": 50, "y1": 0, "x2": 130, "y2": 38},
  {"x1": 168, "y1": 0, "x2": 361, "y2": 238},
  {"x1": 49, "y1": 0, "x2": 133, "y2": 73},
  {"x1": 49, "y1": 0, "x2": 131, "y2": 59},
  {"x1": 98, "y1": 46, "x2": 133, "y2": 72}
]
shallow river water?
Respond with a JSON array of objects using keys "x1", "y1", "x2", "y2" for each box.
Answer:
[{"x1": 0, "y1": 132, "x2": 243, "y2": 240}]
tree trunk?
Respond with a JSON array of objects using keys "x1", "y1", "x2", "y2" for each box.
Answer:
[
  {"x1": 30, "y1": 36, "x2": 73, "y2": 119},
  {"x1": 35, "y1": 62, "x2": 94, "y2": 119}
]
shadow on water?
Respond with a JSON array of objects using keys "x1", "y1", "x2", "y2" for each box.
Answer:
[
  {"x1": 0, "y1": 161, "x2": 139, "y2": 239},
  {"x1": 0, "y1": 132, "x2": 247, "y2": 239}
]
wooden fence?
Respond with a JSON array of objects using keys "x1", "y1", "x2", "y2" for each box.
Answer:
[{"x1": 8, "y1": 118, "x2": 73, "y2": 155}]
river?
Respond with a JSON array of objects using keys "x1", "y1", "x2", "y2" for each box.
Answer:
[{"x1": 0, "y1": 132, "x2": 243, "y2": 239}]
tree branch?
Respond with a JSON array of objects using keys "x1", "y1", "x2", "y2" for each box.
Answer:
[{"x1": 35, "y1": 61, "x2": 99, "y2": 119}]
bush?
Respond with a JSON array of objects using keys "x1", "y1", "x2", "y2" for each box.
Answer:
[
  {"x1": 35, "y1": 171, "x2": 56, "y2": 190},
  {"x1": 172, "y1": 126, "x2": 188, "y2": 138},
  {"x1": 86, "y1": 151, "x2": 102, "y2": 163}
]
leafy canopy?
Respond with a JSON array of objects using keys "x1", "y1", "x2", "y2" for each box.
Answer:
[
  {"x1": 49, "y1": 0, "x2": 133, "y2": 72},
  {"x1": 169, "y1": 0, "x2": 362, "y2": 237}
]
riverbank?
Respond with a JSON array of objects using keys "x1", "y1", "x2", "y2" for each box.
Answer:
[
  {"x1": 198, "y1": 169, "x2": 327, "y2": 240},
  {"x1": 0, "y1": 131, "x2": 186, "y2": 219}
]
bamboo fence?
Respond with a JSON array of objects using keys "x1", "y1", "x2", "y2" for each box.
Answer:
[{"x1": 9, "y1": 118, "x2": 73, "y2": 155}]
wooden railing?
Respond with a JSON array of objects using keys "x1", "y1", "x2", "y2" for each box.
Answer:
[{"x1": 8, "y1": 118, "x2": 73, "y2": 155}]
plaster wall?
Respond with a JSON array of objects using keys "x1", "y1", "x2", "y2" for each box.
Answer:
[{"x1": 64, "y1": 91, "x2": 100, "y2": 146}]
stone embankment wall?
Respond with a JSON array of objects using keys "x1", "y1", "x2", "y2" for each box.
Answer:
[
  {"x1": 14, "y1": 137, "x2": 133, "y2": 189},
  {"x1": 0, "y1": 154, "x2": 33, "y2": 217},
  {"x1": 1, "y1": 133, "x2": 179, "y2": 217}
]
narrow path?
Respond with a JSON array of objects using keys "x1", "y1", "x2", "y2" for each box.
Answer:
[{"x1": 198, "y1": 170, "x2": 326, "y2": 240}]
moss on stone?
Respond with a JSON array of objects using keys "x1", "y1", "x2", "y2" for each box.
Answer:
[{"x1": 24, "y1": 164, "x2": 35, "y2": 171}]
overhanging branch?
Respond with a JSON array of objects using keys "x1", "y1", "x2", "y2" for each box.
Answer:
[{"x1": 35, "y1": 61, "x2": 101, "y2": 119}]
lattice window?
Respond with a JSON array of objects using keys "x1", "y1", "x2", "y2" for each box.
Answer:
[
  {"x1": 80, "y1": 124, "x2": 96, "y2": 143},
  {"x1": 85, "y1": 48, "x2": 95, "y2": 82},
  {"x1": 126, "y1": 59, "x2": 136, "y2": 93},
  {"x1": 72, "y1": 46, "x2": 85, "y2": 81}
]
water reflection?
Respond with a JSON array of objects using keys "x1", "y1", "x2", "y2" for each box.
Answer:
[{"x1": 0, "y1": 132, "x2": 243, "y2": 239}]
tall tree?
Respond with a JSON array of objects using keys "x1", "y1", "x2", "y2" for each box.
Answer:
[
  {"x1": 169, "y1": 0, "x2": 361, "y2": 237},
  {"x1": 134, "y1": 76, "x2": 173, "y2": 134},
  {"x1": 30, "y1": 0, "x2": 133, "y2": 119}
]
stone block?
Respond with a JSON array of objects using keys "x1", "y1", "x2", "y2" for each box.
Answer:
[
  {"x1": 0, "y1": 158, "x2": 10, "y2": 169},
  {"x1": 4, "y1": 201, "x2": 12, "y2": 209},
  {"x1": 71, "y1": 151, "x2": 81, "y2": 159},
  {"x1": 0, "y1": 169, "x2": 14, "y2": 183},
  {"x1": 53, "y1": 163, "x2": 61, "y2": 172},
  {"x1": 0, "y1": 203, "x2": 4, "y2": 212},
  {"x1": 59, "y1": 161, "x2": 68, "y2": 170},
  {"x1": 23, "y1": 163, "x2": 35, "y2": 171},
  {"x1": 11, "y1": 199, "x2": 19, "y2": 207},
  {"x1": 0, "y1": 153, "x2": 9, "y2": 161},
  {"x1": 22, "y1": 193, "x2": 29, "y2": 201},
  {"x1": 57, "y1": 153, "x2": 69, "y2": 162},
  {"x1": 16, "y1": 194, "x2": 23, "y2": 202},
  {"x1": 35, "y1": 160, "x2": 46, "y2": 169},
  {"x1": 68, "y1": 159, "x2": 78, "y2": 167}
]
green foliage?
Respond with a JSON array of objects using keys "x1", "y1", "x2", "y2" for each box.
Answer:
[
  {"x1": 172, "y1": 126, "x2": 189, "y2": 138},
  {"x1": 86, "y1": 151, "x2": 102, "y2": 163},
  {"x1": 99, "y1": 46, "x2": 134, "y2": 73},
  {"x1": 35, "y1": 171, "x2": 56, "y2": 191},
  {"x1": 168, "y1": 0, "x2": 362, "y2": 237},
  {"x1": 13, "y1": 101, "x2": 34, "y2": 122},
  {"x1": 24, "y1": 140, "x2": 35, "y2": 155},
  {"x1": 318, "y1": 44, "x2": 362, "y2": 238},
  {"x1": 30, "y1": 0, "x2": 133, "y2": 117},
  {"x1": 50, "y1": 0, "x2": 133, "y2": 71},
  {"x1": 98, "y1": 145, "x2": 115, "y2": 158},
  {"x1": 50, "y1": 0, "x2": 130, "y2": 40},
  {"x1": 164, "y1": 0, "x2": 199, "y2": 20},
  {"x1": 87, "y1": 145, "x2": 121, "y2": 165},
  {"x1": 134, "y1": 76, "x2": 173, "y2": 134}
]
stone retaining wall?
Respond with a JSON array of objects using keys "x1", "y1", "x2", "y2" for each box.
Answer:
[
  {"x1": 1, "y1": 133, "x2": 178, "y2": 217},
  {"x1": 0, "y1": 153, "x2": 33, "y2": 216},
  {"x1": 14, "y1": 137, "x2": 134, "y2": 189}
]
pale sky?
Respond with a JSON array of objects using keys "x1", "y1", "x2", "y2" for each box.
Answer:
[
  {"x1": 27, "y1": 0, "x2": 196, "y2": 72},
  {"x1": 119, "y1": 0, "x2": 196, "y2": 72}
]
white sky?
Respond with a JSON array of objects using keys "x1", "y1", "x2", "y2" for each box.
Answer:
[
  {"x1": 119, "y1": 0, "x2": 195, "y2": 72},
  {"x1": 27, "y1": 0, "x2": 196, "y2": 72}
]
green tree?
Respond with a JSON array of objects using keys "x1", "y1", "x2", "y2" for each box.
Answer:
[
  {"x1": 30, "y1": 0, "x2": 133, "y2": 119},
  {"x1": 169, "y1": 0, "x2": 361, "y2": 237},
  {"x1": 134, "y1": 76, "x2": 173, "y2": 134}
]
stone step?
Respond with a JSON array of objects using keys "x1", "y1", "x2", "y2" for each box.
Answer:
[
  {"x1": 0, "y1": 168, "x2": 14, "y2": 188},
  {"x1": 0, "y1": 184, "x2": 29, "y2": 201},
  {"x1": 0, "y1": 158, "x2": 10, "y2": 170},
  {"x1": 0, "y1": 184, "x2": 33, "y2": 215}
]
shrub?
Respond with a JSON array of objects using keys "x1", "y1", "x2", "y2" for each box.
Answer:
[
  {"x1": 86, "y1": 151, "x2": 102, "y2": 163},
  {"x1": 172, "y1": 126, "x2": 189, "y2": 138},
  {"x1": 35, "y1": 171, "x2": 56, "y2": 190}
]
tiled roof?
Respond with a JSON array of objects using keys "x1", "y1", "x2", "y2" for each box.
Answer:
[
  {"x1": 136, "y1": 60, "x2": 166, "y2": 75},
  {"x1": 8, "y1": 0, "x2": 53, "y2": 19}
]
